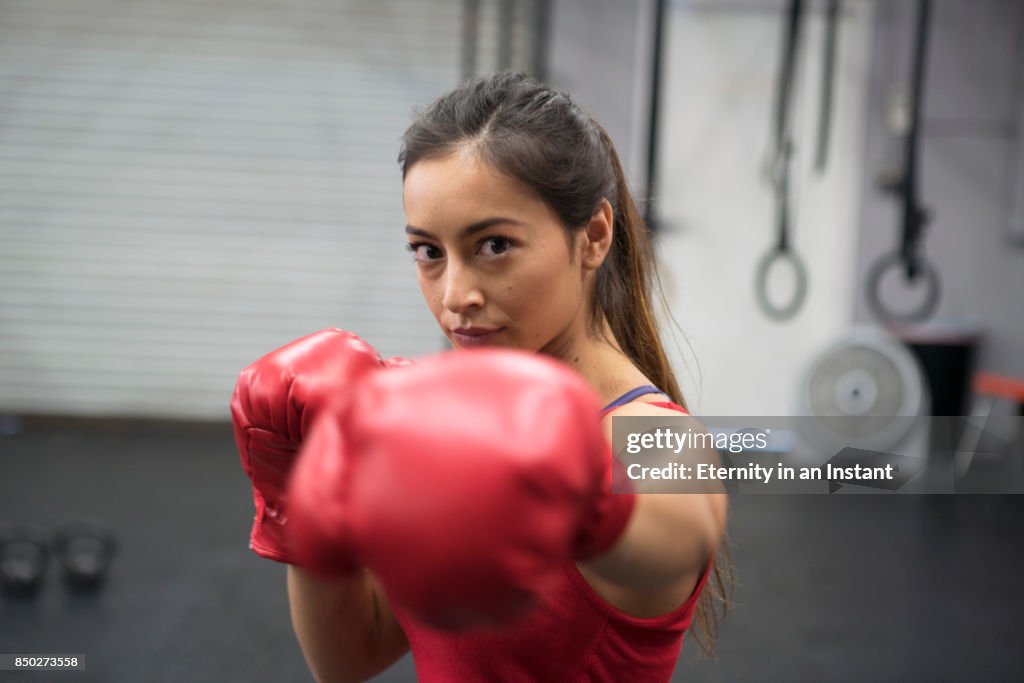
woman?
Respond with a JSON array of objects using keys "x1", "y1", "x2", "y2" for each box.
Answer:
[{"x1": 233, "y1": 71, "x2": 731, "y2": 682}]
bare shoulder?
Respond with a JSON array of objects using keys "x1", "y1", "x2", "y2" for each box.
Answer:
[
  {"x1": 599, "y1": 400, "x2": 728, "y2": 562},
  {"x1": 582, "y1": 398, "x2": 727, "y2": 618}
]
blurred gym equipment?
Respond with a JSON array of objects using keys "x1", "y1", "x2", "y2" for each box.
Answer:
[
  {"x1": 868, "y1": 0, "x2": 941, "y2": 323},
  {"x1": 795, "y1": 325, "x2": 930, "y2": 472},
  {"x1": 756, "y1": 0, "x2": 808, "y2": 322}
]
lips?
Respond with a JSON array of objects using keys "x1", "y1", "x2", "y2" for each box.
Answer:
[{"x1": 451, "y1": 327, "x2": 504, "y2": 347}]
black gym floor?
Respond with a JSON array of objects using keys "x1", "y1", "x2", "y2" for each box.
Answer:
[{"x1": 2, "y1": 420, "x2": 1022, "y2": 682}]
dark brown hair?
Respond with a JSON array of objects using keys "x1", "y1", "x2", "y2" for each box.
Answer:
[{"x1": 398, "y1": 71, "x2": 731, "y2": 655}]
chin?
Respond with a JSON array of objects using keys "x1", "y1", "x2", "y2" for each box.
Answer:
[
  {"x1": 452, "y1": 339, "x2": 515, "y2": 351},
  {"x1": 449, "y1": 333, "x2": 522, "y2": 351}
]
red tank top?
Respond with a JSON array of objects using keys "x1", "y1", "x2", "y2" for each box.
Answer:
[{"x1": 388, "y1": 393, "x2": 712, "y2": 682}]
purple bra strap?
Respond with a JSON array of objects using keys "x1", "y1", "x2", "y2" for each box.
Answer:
[{"x1": 600, "y1": 385, "x2": 663, "y2": 413}]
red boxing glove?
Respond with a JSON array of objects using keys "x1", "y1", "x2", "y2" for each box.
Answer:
[
  {"x1": 286, "y1": 349, "x2": 636, "y2": 628},
  {"x1": 230, "y1": 328, "x2": 385, "y2": 563}
]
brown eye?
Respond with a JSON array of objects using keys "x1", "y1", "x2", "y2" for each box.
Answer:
[
  {"x1": 406, "y1": 242, "x2": 443, "y2": 263},
  {"x1": 479, "y1": 237, "x2": 513, "y2": 256}
]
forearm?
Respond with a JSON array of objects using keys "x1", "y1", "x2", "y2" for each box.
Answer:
[{"x1": 287, "y1": 566, "x2": 408, "y2": 683}]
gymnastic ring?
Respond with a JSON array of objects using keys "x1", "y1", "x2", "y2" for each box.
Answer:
[
  {"x1": 755, "y1": 248, "x2": 808, "y2": 321},
  {"x1": 866, "y1": 251, "x2": 941, "y2": 323}
]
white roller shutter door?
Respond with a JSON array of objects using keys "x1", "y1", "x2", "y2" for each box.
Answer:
[{"x1": 0, "y1": 0, "x2": 533, "y2": 419}]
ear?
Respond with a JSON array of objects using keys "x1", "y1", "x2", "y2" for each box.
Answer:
[{"x1": 580, "y1": 198, "x2": 614, "y2": 271}]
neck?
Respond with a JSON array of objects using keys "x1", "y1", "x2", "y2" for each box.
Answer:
[{"x1": 539, "y1": 316, "x2": 651, "y2": 407}]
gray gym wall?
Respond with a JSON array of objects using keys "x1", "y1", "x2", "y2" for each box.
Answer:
[
  {"x1": 550, "y1": 0, "x2": 876, "y2": 415},
  {"x1": 852, "y1": 0, "x2": 1024, "y2": 378},
  {"x1": 1, "y1": 0, "x2": 1020, "y2": 420},
  {"x1": 0, "y1": 0, "x2": 534, "y2": 421},
  {"x1": 549, "y1": 0, "x2": 1023, "y2": 415},
  {"x1": 546, "y1": 0, "x2": 657, "y2": 190}
]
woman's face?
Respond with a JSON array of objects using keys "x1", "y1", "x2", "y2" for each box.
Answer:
[{"x1": 402, "y1": 151, "x2": 593, "y2": 354}]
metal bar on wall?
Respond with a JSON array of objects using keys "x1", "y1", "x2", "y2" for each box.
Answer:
[
  {"x1": 498, "y1": 0, "x2": 516, "y2": 70},
  {"x1": 1009, "y1": 4, "x2": 1024, "y2": 245},
  {"x1": 644, "y1": 0, "x2": 667, "y2": 231},
  {"x1": 462, "y1": 0, "x2": 481, "y2": 81},
  {"x1": 531, "y1": 0, "x2": 551, "y2": 80}
]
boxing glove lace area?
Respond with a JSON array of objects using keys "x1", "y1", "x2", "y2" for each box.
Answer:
[{"x1": 230, "y1": 328, "x2": 386, "y2": 563}]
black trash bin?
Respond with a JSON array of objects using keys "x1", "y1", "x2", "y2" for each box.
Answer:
[{"x1": 888, "y1": 321, "x2": 983, "y2": 417}]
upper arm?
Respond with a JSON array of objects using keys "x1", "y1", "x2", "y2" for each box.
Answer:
[{"x1": 578, "y1": 405, "x2": 727, "y2": 612}]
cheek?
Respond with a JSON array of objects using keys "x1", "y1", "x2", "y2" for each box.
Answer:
[
  {"x1": 416, "y1": 271, "x2": 443, "y2": 318},
  {"x1": 504, "y1": 252, "x2": 582, "y2": 324}
]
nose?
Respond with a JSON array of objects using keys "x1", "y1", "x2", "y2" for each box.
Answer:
[{"x1": 441, "y1": 260, "x2": 484, "y2": 315}]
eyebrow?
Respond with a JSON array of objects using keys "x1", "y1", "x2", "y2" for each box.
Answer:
[{"x1": 404, "y1": 217, "x2": 524, "y2": 239}]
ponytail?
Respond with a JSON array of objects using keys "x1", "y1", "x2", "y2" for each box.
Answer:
[
  {"x1": 592, "y1": 124, "x2": 733, "y2": 659},
  {"x1": 590, "y1": 123, "x2": 686, "y2": 411}
]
